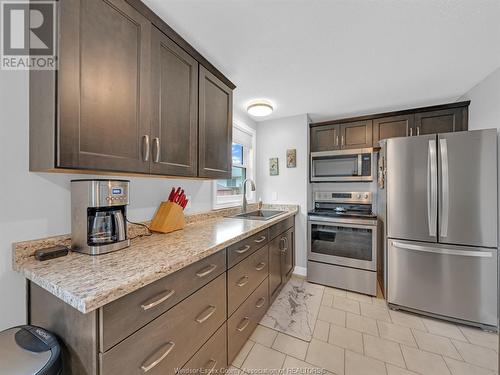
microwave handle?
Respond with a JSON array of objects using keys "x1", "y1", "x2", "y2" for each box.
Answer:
[{"x1": 357, "y1": 154, "x2": 362, "y2": 176}]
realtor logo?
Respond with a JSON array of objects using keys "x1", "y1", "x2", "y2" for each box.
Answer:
[{"x1": 1, "y1": 0, "x2": 57, "y2": 70}]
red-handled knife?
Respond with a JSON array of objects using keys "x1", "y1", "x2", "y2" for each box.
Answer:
[
  {"x1": 167, "y1": 187, "x2": 175, "y2": 202},
  {"x1": 171, "y1": 187, "x2": 181, "y2": 202}
]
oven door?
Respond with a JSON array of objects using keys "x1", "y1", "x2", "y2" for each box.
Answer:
[{"x1": 308, "y1": 218, "x2": 377, "y2": 270}]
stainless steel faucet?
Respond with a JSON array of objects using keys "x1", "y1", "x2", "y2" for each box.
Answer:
[{"x1": 242, "y1": 178, "x2": 256, "y2": 212}]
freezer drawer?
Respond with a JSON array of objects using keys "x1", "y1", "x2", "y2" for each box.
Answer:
[{"x1": 388, "y1": 239, "x2": 497, "y2": 327}]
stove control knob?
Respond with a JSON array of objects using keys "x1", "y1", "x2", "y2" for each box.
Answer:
[
  {"x1": 356, "y1": 194, "x2": 361, "y2": 199},
  {"x1": 364, "y1": 194, "x2": 369, "y2": 199}
]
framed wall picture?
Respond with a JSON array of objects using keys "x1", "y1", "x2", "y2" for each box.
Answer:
[
  {"x1": 269, "y1": 157, "x2": 279, "y2": 176},
  {"x1": 286, "y1": 149, "x2": 296, "y2": 168}
]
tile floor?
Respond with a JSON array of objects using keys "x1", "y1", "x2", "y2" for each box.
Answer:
[{"x1": 230, "y1": 277, "x2": 499, "y2": 375}]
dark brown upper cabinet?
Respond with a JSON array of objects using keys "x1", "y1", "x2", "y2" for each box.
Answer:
[
  {"x1": 414, "y1": 107, "x2": 467, "y2": 135},
  {"x1": 58, "y1": 0, "x2": 152, "y2": 173},
  {"x1": 309, "y1": 101, "x2": 469, "y2": 154},
  {"x1": 198, "y1": 66, "x2": 233, "y2": 179},
  {"x1": 339, "y1": 120, "x2": 373, "y2": 149},
  {"x1": 29, "y1": 0, "x2": 235, "y2": 178},
  {"x1": 373, "y1": 114, "x2": 415, "y2": 144},
  {"x1": 150, "y1": 27, "x2": 199, "y2": 177},
  {"x1": 310, "y1": 125, "x2": 340, "y2": 152}
]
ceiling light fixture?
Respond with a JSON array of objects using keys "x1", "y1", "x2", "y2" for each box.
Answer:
[{"x1": 247, "y1": 100, "x2": 274, "y2": 117}]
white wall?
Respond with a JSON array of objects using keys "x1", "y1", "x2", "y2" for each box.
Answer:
[
  {"x1": 256, "y1": 114, "x2": 310, "y2": 271},
  {"x1": 0, "y1": 70, "x2": 256, "y2": 330}
]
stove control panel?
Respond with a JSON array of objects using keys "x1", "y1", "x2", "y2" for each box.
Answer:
[{"x1": 314, "y1": 191, "x2": 372, "y2": 204}]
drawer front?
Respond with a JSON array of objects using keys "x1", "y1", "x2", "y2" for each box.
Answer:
[
  {"x1": 182, "y1": 324, "x2": 227, "y2": 372},
  {"x1": 227, "y1": 229, "x2": 268, "y2": 268},
  {"x1": 227, "y1": 277, "x2": 269, "y2": 364},
  {"x1": 101, "y1": 273, "x2": 227, "y2": 375},
  {"x1": 100, "y1": 250, "x2": 226, "y2": 351},
  {"x1": 228, "y1": 245, "x2": 269, "y2": 316},
  {"x1": 269, "y1": 216, "x2": 294, "y2": 240}
]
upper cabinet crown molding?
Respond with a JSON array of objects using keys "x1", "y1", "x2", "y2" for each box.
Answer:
[{"x1": 30, "y1": 0, "x2": 234, "y2": 180}]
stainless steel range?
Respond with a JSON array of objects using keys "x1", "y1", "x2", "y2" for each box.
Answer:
[{"x1": 307, "y1": 191, "x2": 379, "y2": 296}]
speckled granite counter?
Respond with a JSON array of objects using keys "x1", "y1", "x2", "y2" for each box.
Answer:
[{"x1": 13, "y1": 205, "x2": 298, "y2": 314}]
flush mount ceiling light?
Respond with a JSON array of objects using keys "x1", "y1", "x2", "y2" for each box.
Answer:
[{"x1": 247, "y1": 100, "x2": 274, "y2": 117}]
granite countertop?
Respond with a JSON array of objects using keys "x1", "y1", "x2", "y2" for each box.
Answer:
[{"x1": 13, "y1": 206, "x2": 298, "y2": 314}]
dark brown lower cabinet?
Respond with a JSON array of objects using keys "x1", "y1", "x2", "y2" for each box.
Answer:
[{"x1": 28, "y1": 216, "x2": 295, "y2": 375}]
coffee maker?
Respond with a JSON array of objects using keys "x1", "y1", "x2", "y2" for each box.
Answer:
[{"x1": 71, "y1": 179, "x2": 131, "y2": 255}]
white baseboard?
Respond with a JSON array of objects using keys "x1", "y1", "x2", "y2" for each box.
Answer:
[{"x1": 293, "y1": 266, "x2": 307, "y2": 277}]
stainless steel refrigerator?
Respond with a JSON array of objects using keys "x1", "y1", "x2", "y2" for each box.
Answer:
[{"x1": 380, "y1": 129, "x2": 498, "y2": 329}]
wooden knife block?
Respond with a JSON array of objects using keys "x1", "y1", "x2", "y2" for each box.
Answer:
[{"x1": 150, "y1": 201, "x2": 186, "y2": 234}]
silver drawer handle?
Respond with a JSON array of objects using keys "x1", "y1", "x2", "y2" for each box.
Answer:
[
  {"x1": 141, "y1": 289, "x2": 175, "y2": 311},
  {"x1": 255, "y1": 297, "x2": 266, "y2": 309},
  {"x1": 254, "y1": 236, "x2": 267, "y2": 244},
  {"x1": 255, "y1": 262, "x2": 266, "y2": 271},
  {"x1": 204, "y1": 359, "x2": 218, "y2": 375},
  {"x1": 141, "y1": 341, "x2": 175, "y2": 372},
  {"x1": 235, "y1": 245, "x2": 251, "y2": 254},
  {"x1": 196, "y1": 264, "x2": 218, "y2": 278},
  {"x1": 195, "y1": 305, "x2": 217, "y2": 324},
  {"x1": 142, "y1": 135, "x2": 150, "y2": 162},
  {"x1": 236, "y1": 275, "x2": 249, "y2": 287},
  {"x1": 236, "y1": 317, "x2": 250, "y2": 332}
]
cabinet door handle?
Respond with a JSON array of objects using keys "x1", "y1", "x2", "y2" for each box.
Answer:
[
  {"x1": 335, "y1": 135, "x2": 339, "y2": 147},
  {"x1": 416, "y1": 126, "x2": 420, "y2": 136},
  {"x1": 255, "y1": 262, "x2": 266, "y2": 271},
  {"x1": 142, "y1": 135, "x2": 150, "y2": 162},
  {"x1": 279, "y1": 238, "x2": 285, "y2": 250},
  {"x1": 410, "y1": 128, "x2": 413, "y2": 137},
  {"x1": 235, "y1": 245, "x2": 251, "y2": 254},
  {"x1": 153, "y1": 137, "x2": 160, "y2": 163},
  {"x1": 236, "y1": 317, "x2": 250, "y2": 332},
  {"x1": 236, "y1": 275, "x2": 249, "y2": 287},
  {"x1": 141, "y1": 289, "x2": 175, "y2": 311},
  {"x1": 341, "y1": 135, "x2": 344, "y2": 146},
  {"x1": 204, "y1": 359, "x2": 218, "y2": 375},
  {"x1": 254, "y1": 236, "x2": 267, "y2": 244},
  {"x1": 196, "y1": 264, "x2": 217, "y2": 278},
  {"x1": 195, "y1": 305, "x2": 217, "y2": 324},
  {"x1": 255, "y1": 297, "x2": 266, "y2": 309},
  {"x1": 141, "y1": 341, "x2": 175, "y2": 372}
]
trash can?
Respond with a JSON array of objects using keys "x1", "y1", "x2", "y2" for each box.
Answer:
[{"x1": 0, "y1": 325, "x2": 62, "y2": 374}]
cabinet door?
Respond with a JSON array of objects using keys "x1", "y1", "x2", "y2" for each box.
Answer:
[
  {"x1": 198, "y1": 66, "x2": 233, "y2": 178},
  {"x1": 373, "y1": 115, "x2": 414, "y2": 144},
  {"x1": 269, "y1": 235, "x2": 283, "y2": 301},
  {"x1": 58, "y1": 0, "x2": 151, "y2": 173},
  {"x1": 414, "y1": 108, "x2": 467, "y2": 135},
  {"x1": 310, "y1": 125, "x2": 340, "y2": 152},
  {"x1": 340, "y1": 120, "x2": 373, "y2": 149},
  {"x1": 150, "y1": 27, "x2": 198, "y2": 176},
  {"x1": 282, "y1": 227, "x2": 295, "y2": 281}
]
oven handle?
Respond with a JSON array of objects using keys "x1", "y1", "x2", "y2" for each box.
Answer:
[{"x1": 308, "y1": 219, "x2": 377, "y2": 229}]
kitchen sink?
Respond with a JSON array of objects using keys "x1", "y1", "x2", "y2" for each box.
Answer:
[{"x1": 229, "y1": 210, "x2": 286, "y2": 221}]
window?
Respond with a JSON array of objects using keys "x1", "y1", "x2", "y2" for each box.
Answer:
[{"x1": 213, "y1": 123, "x2": 256, "y2": 209}]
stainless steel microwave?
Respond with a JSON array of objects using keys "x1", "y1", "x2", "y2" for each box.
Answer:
[{"x1": 310, "y1": 148, "x2": 374, "y2": 182}]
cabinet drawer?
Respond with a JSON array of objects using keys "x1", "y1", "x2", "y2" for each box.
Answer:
[
  {"x1": 227, "y1": 277, "x2": 269, "y2": 364},
  {"x1": 101, "y1": 273, "x2": 227, "y2": 375},
  {"x1": 227, "y1": 229, "x2": 268, "y2": 268},
  {"x1": 269, "y1": 216, "x2": 294, "y2": 240},
  {"x1": 100, "y1": 250, "x2": 226, "y2": 352},
  {"x1": 182, "y1": 323, "x2": 227, "y2": 372},
  {"x1": 228, "y1": 245, "x2": 269, "y2": 316}
]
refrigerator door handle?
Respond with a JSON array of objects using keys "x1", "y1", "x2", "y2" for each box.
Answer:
[
  {"x1": 427, "y1": 139, "x2": 437, "y2": 236},
  {"x1": 440, "y1": 138, "x2": 449, "y2": 238},
  {"x1": 391, "y1": 241, "x2": 493, "y2": 258}
]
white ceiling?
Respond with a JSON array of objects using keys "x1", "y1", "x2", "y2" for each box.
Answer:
[{"x1": 144, "y1": 0, "x2": 500, "y2": 122}]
